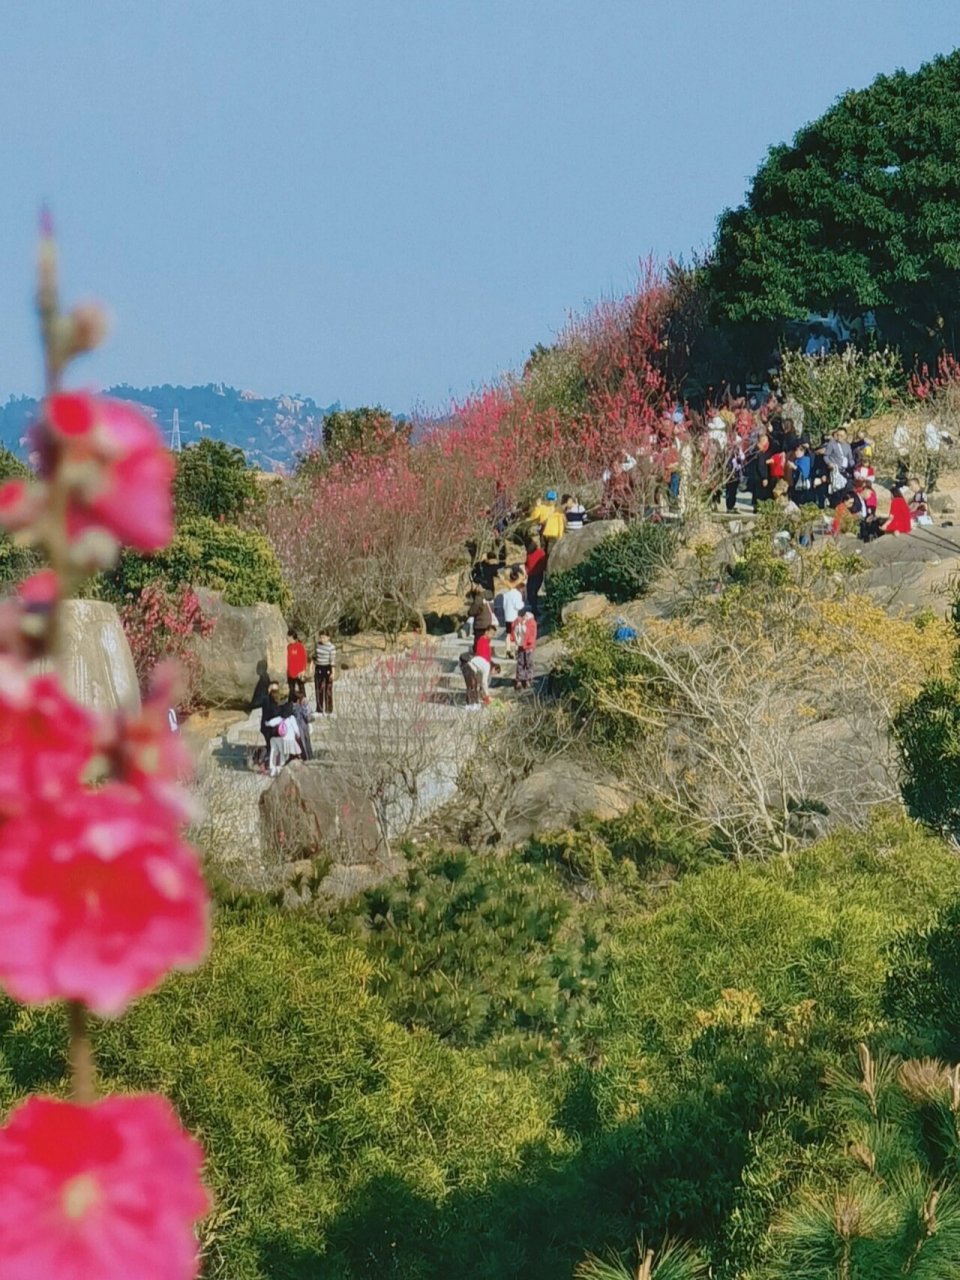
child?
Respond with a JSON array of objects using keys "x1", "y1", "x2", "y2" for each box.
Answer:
[
  {"x1": 314, "y1": 632, "x2": 336, "y2": 715},
  {"x1": 908, "y1": 476, "x2": 932, "y2": 526},
  {"x1": 513, "y1": 605, "x2": 537, "y2": 690},
  {"x1": 292, "y1": 690, "x2": 315, "y2": 761}
]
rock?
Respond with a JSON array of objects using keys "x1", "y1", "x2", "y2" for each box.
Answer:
[
  {"x1": 419, "y1": 570, "x2": 467, "y2": 627},
  {"x1": 545, "y1": 520, "x2": 627, "y2": 577},
  {"x1": 505, "y1": 759, "x2": 633, "y2": 846},
  {"x1": 191, "y1": 589, "x2": 287, "y2": 709},
  {"x1": 259, "y1": 759, "x2": 384, "y2": 864},
  {"x1": 561, "y1": 592, "x2": 611, "y2": 623},
  {"x1": 36, "y1": 599, "x2": 140, "y2": 713},
  {"x1": 338, "y1": 630, "x2": 416, "y2": 671},
  {"x1": 260, "y1": 761, "x2": 404, "y2": 903},
  {"x1": 929, "y1": 494, "x2": 958, "y2": 514}
]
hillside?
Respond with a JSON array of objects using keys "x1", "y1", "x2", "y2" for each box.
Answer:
[{"x1": 0, "y1": 383, "x2": 340, "y2": 471}]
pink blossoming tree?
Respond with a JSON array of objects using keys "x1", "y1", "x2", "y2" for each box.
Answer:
[{"x1": 0, "y1": 219, "x2": 210, "y2": 1278}]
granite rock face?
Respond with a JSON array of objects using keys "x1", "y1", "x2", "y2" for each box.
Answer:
[
  {"x1": 38, "y1": 599, "x2": 140, "y2": 713},
  {"x1": 545, "y1": 520, "x2": 626, "y2": 577},
  {"x1": 192, "y1": 588, "x2": 287, "y2": 708}
]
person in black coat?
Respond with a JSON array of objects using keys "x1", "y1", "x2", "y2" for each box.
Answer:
[
  {"x1": 260, "y1": 683, "x2": 293, "y2": 751},
  {"x1": 746, "y1": 433, "x2": 772, "y2": 510}
]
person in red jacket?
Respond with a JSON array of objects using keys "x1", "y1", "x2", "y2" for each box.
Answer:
[
  {"x1": 513, "y1": 605, "x2": 537, "y2": 690},
  {"x1": 524, "y1": 537, "x2": 547, "y2": 620},
  {"x1": 286, "y1": 631, "x2": 308, "y2": 701},
  {"x1": 884, "y1": 486, "x2": 914, "y2": 536}
]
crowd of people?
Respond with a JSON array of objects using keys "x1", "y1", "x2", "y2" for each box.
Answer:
[{"x1": 707, "y1": 394, "x2": 943, "y2": 542}]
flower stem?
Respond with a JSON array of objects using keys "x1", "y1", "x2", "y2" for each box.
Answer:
[{"x1": 68, "y1": 1001, "x2": 96, "y2": 1104}]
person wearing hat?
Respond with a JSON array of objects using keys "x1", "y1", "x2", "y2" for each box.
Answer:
[
  {"x1": 541, "y1": 494, "x2": 567, "y2": 558},
  {"x1": 513, "y1": 604, "x2": 537, "y2": 690},
  {"x1": 529, "y1": 490, "x2": 557, "y2": 530}
]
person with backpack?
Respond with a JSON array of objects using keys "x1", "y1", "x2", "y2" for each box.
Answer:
[{"x1": 787, "y1": 441, "x2": 816, "y2": 506}]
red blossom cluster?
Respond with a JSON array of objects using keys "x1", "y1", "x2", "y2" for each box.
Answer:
[
  {"x1": 0, "y1": 224, "x2": 209, "y2": 1279},
  {"x1": 120, "y1": 581, "x2": 215, "y2": 714}
]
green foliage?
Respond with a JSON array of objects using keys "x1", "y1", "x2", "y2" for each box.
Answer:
[
  {"x1": 109, "y1": 515, "x2": 289, "y2": 609},
  {"x1": 759, "y1": 1044, "x2": 960, "y2": 1280},
  {"x1": 344, "y1": 850, "x2": 609, "y2": 1065},
  {"x1": 0, "y1": 447, "x2": 42, "y2": 587},
  {"x1": 0, "y1": 900, "x2": 559, "y2": 1280},
  {"x1": 543, "y1": 522, "x2": 678, "y2": 627},
  {"x1": 576, "y1": 1238, "x2": 709, "y2": 1280},
  {"x1": 521, "y1": 342, "x2": 590, "y2": 418},
  {"x1": 542, "y1": 566, "x2": 585, "y2": 628},
  {"x1": 779, "y1": 346, "x2": 904, "y2": 438},
  {"x1": 525, "y1": 804, "x2": 718, "y2": 892},
  {"x1": 174, "y1": 438, "x2": 259, "y2": 523},
  {"x1": 884, "y1": 897, "x2": 960, "y2": 1061},
  {"x1": 297, "y1": 406, "x2": 410, "y2": 477},
  {"x1": 710, "y1": 51, "x2": 960, "y2": 347},
  {"x1": 580, "y1": 521, "x2": 678, "y2": 604},
  {"x1": 550, "y1": 618, "x2": 657, "y2": 756},
  {"x1": 891, "y1": 678, "x2": 960, "y2": 834}
]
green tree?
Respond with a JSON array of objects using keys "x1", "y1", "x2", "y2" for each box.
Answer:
[
  {"x1": 0, "y1": 447, "x2": 42, "y2": 587},
  {"x1": 173, "y1": 438, "x2": 258, "y2": 523},
  {"x1": 710, "y1": 51, "x2": 960, "y2": 351},
  {"x1": 297, "y1": 405, "x2": 409, "y2": 476}
]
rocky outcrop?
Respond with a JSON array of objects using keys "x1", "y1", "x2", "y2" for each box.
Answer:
[
  {"x1": 561, "y1": 592, "x2": 611, "y2": 623},
  {"x1": 37, "y1": 599, "x2": 140, "y2": 713},
  {"x1": 504, "y1": 759, "x2": 633, "y2": 846},
  {"x1": 546, "y1": 520, "x2": 626, "y2": 577},
  {"x1": 259, "y1": 760, "x2": 402, "y2": 901},
  {"x1": 192, "y1": 589, "x2": 287, "y2": 708}
]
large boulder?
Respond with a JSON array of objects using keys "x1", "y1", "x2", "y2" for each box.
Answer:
[
  {"x1": 545, "y1": 520, "x2": 626, "y2": 577},
  {"x1": 504, "y1": 759, "x2": 633, "y2": 846},
  {"x1": 561, "y1": 592, "x2": 611, "y2": 624},
  {"x1": 259, "y1": 757, "x2": 394, "y2": 870},
  {"x1": 37, "y1": 599, "x2": 140, "y2": 713},
  {"x1": 192, "y1": 588, "x2": 287, "y2": 709}
]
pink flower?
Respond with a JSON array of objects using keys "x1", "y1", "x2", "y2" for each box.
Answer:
[
  {"x1": 102, "y1": 662, "x2": 195, "y2": 821},
  {"x1": 0, "y1": 1093, "x2": 208, "y2": 1280},
  {"x1": 0, "y1": 479, "x2": 46, "y2": 532},
  {"x1": 0, "y1": 784, "x2": 208, "y2": 1015},
  {"x1": 0, "y1": 660, "x2": 97, "y2": 818},
  {"x1": 30, "y1": 393, "x2": 174, "y2": 552}
]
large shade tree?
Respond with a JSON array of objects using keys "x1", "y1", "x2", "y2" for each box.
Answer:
[{"x1": 710, "y1": 51, "x2": 960, "y2": 353}]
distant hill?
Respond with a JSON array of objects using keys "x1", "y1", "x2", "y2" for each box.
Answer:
[{"x1": 0, "y1": 384, "x2": 341, "y2": 471}]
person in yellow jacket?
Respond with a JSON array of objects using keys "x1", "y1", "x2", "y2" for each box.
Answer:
[
  {"x1": 541, "y1": 501, "x2": 566, "y2": 557},
  {"x1": 529, "y1": 489, "x2": 556, "y2": 528}
]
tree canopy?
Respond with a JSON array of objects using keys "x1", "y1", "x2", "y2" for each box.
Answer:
[{"x1": 710, "y1": 51, "x2": 960, "y2": 350}]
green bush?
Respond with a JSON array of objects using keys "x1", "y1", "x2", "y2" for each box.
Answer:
[
  {"x1": 542, "y1": 522, "x2": 678, "y2": 627},
  {"x1": 174, "y1": 439, "x2": 260, "y2": 523},
  {"x1": 579, "y1": 520, "x2": 677, "y2": 604},
  {"x1": 891, "y1": 677, "x2": 960, "y2": 834},
  {"x1": 109, "y1": 515, "x2": 290, "y2": 608},
  {"x1": 0, "y1": 447, "x2": 42, "y2": 588},
  {"x1": 343, "y1": 850, "x2": 609, "y2": 1065},
  {"x1": 0, "y1": 900, "x2": 559, "y2": 1280}
]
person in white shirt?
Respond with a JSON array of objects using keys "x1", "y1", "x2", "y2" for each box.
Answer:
[
  {"x1": 500, "y1": 568, "x2": 524, "y2": 656},
  {"x1": 561, "y1": 494, "x2": 587, "y2": 530}
]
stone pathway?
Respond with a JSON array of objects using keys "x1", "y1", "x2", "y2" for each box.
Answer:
[{"x1": 195, "y1": 630, "x2": 553, "y2": 882}]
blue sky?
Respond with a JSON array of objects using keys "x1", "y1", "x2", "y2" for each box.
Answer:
[{"x1": 0, "y1": 1, "x2": 957, "y2": 413}]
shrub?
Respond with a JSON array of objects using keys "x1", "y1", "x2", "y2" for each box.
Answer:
[
  {"x1": 0, "y1": 447, "x2": 42, "y2": 588},
  {"x1": 110, "y1": 515, "x2": 289, "y2": 608},
  {"x1": 174, "y1": 438, "x2": 259, "y2": 523},
  {"x1": 119, "y1": 581, "x2": 215, "y2": 712},
  {"x1": 542, "y1": 522, "x2": 678, "y2": 628},
  {"x1": 344, "y1": 850, "x2": 610, "y2": 1065},
  {"x1": 579, "y1": 520, "x2": 677, "y2": 604},
  {"x1": 891, "y1": 678, "x2": 960, "y2": 834},
  {"x1": 0, "y1": 899, "x2": 560, "y2": 1280}
]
